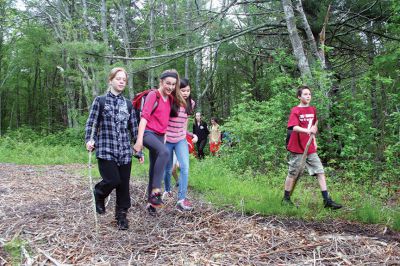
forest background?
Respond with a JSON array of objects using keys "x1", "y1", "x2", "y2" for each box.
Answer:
[{"x1": 0, "y1": 0, "x2": 399, "y2": 229}]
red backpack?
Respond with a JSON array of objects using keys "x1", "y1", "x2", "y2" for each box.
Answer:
[{"x1": 132, "y1": 88, "x2": 160, "y2": 122}]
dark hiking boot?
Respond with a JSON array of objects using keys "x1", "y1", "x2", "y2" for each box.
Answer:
[
  {"x1": 149, "y1": 192, "x2": 164, "y2": 208},
  {"x1": 146, "y1": 204, "x2": 157, "y2": 216},
  {"x1": 324, "y1": 198, "x2": 342, "y2": 210},
  {"x1": 281, "y1": 197, "x2": 295, "y2": 207},
  {"x1": 94, "y1": 190, "x2": 105, "y2": 214},
  {"x1": 116, "y1": 211, "x2": 129, "y2": 230},
  {"x1": 114, "y1": 206, "x2": 129, "y2": 220}
]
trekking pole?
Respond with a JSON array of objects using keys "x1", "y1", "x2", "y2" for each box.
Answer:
[
  {"x1": 88, "y1": 122, "x2": 99, "y2": 234},
  {"x1": 290, "y1": 133, "x2": 314, "y2": 196}
]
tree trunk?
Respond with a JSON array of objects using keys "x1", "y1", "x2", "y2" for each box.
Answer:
[
  {"x1": 195, "y1": 51, "x2": 202, "y2": 111},
  {"x1": 101, "y1": 0, "x2": 112, "y2": 68},
  {"x1": 62, "y1": 48, "x2": 75, "y2": 128},
  {"x1": 0, "y1": 0, "x2": 3, "y2": 135},
  {"x1": 0, "y1": 92, "x2": 2, "y2": 135},
  {"x1": 32, "y1": 59, "x2": 40, "y2": 127},
  {"x1": 77, "y1": 61, "x2": 92, "y2": 108},
  {"x1": 82, "y1": 0, "x2": 100, "y2": 96},
  {"x1": 184, "y1": 0, "x2": 192, "y2": 78},
  {"x1": 295, "y1": 0, "x2": 321, "y2": 64},
  {"x1": 117, "y1": 1, "x2": 134, "y2": 97},
  {"x1": 149, "y1": 0, "x2": 155, "y2": 87},
  {"x1": 351, "y1": 54, "x2": 356, "y2": 97},
  {"x1": 162, "y1": 2, "x2": 169, "y2": 52},
  {"x1": 203, "y1": 43, "x2": 221, "y2": 116},
  {"x1": 281, "y1": 0, "x2": 312, "y2": 80}
]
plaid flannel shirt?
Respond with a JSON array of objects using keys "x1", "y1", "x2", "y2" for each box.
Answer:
[{"x1": 85, "y1": 91, "x2": 138, "y2": 165}]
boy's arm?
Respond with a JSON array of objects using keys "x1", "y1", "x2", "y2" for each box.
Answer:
[
  {"x1": 312, "y1": 119, "x2": 318, "y2": 148},
  {"x1": 293, "y1": 126, "x2": 313, "y2": 135},
  {"x1": 293, "y1": 119, "x2": 318, "y2": 135}
]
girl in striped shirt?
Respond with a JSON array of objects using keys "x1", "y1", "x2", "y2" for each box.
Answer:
[{"x1": 163, "y1": 78, "x2": 197, "y2": 211}]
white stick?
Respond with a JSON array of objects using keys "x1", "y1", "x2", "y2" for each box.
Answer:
[{"x1": 88, "y1": 122, "x2": 99, "y2": 234}]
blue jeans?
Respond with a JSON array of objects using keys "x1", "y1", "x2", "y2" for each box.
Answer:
[{"x1": 164, "y1": 139, "x2": 189, "y2": 200}]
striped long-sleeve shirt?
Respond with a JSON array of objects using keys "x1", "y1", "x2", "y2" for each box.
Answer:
[{"x1": 166, "y1": 100, "x2": 195, "y2": 143}]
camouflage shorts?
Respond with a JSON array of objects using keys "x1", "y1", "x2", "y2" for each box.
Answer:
[{"x1": 288, "y1": 152, "x2": 325, "y2": 177}]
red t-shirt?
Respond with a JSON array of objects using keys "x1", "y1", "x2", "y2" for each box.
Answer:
[
  {"x1": 287, "y1": 106, "x2": 317, "y2": 154},
  {"x1": 141, "y1": 90, "x2": 171, "y2": 135}
]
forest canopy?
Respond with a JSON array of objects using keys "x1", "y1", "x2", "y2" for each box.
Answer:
[{"x1": 0, "y1": 0, "x2": 399, "y2": 184}]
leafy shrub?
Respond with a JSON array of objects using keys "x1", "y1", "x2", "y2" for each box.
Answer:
[{"x1": 220, "y1": 90, "x2": 294, "y2": 174}]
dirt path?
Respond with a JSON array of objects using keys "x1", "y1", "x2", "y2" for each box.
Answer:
[{"x1": 0, "y1": 163, "x2": 399, "y2": 265}]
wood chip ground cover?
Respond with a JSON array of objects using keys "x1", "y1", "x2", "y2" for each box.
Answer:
[{"x1": 0, "y1": 163, "x2": 398, "y2": 265}]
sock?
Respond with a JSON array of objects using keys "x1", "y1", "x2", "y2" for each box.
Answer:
[
  {"x1": 284, "y1": 190, "x2": 291, "y2": 199},
  {"x1": 321, "y1": 190, "x2": 329, "y2": 201}
]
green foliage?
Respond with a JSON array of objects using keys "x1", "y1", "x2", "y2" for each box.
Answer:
[
  {"x1": 189, "y1": 158, "x2": 399, "y2": 230},
  {"x1": 0, "y1": 127, "x2": 87, "y2": 164},
  {"x1": 220, "y1": 96, "x2": 289, "y2": 174},
  {"x1": 4, "y1": 237, "x2": 28, "y2": 266},
  {"x1": 219, "y1": 61, "x2": 300, "y2": 174}
]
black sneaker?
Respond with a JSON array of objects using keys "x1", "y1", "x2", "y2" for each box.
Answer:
[
  {"x1": 281, "y1": 197, "x2": 295, "y2": 207},
  {"x1": 324, "y1": 198, "x2": 342, "y2": 210},
  {"x1": 146, "y1": 204, "x2": 157, "y2": 216},
  {"x1": 94, "y1": 191, "x2": 105, "y2": 214},
  {"x1": 149, "y1": 192, "x2": 164, "y2": 208},
  {"x1": 116, "y1": 212, "x2": 129, "y2": 230}
]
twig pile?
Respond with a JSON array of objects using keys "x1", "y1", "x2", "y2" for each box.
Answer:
[{"x1": 0, "y1": 163, "x2": 398, "y2": 265}]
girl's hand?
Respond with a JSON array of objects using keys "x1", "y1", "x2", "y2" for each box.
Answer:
[
  {"x1": 192, "y1": 134, "x2": 198, "y2": 143},
  {"x1": 138, "y1": 156, "x2": 145, "y2": 164},
  {"x1": 86, "y1": 140, "x2": 95, "y2": 152},
  {"x1": 133, "y1": 142, "x2": 143, "y2": 153}
]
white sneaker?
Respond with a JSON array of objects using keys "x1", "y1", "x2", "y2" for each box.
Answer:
[
  {"x1": 176, "y1": 199, "x2": 194, "y2": 211},
  {"x1": 162, "y1": 191, "x2": 173, "y2": 201}
]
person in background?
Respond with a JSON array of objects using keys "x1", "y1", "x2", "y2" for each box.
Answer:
[
  {"x1": 209, "y1": 117, "x2": 221, "y2": 156},
  {"x1": 192, "y1": 112, "x2": 209, "y2": 159}
]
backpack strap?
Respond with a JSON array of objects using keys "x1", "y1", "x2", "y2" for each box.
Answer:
[
  {"x1": 126, "y1": 98, "x2": 133, "y2": 114},
  {"x1": 151, "y1": 89, "x2": 161, "y2": 115},
  {"x1": 97, "y1": 95, "x2": 106, "y2": 127},
  {"x1": 126, "y1": 98, "x2": 133, "y2": 131}
]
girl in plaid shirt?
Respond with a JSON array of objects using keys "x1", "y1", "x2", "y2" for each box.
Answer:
[{"x1": 85, "y1": 67, "x2": 142, "y2": 230}]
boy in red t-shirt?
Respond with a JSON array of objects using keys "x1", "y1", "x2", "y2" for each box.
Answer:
[{"x1": 283, "y1": 86, "x2": 342, "y2": 209}]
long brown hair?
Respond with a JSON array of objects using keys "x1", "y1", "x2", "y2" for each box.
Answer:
[
  {"x1": 180, "y1": 78, "x2": 195, "y2": 115},
  {"x1": 159, "y1": 69, "x2": 186, "y2": 117}
]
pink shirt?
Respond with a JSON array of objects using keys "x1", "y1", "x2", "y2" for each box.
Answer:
[
  {"x1": 166, "y1": 100, "x2": 195, "y2": 143},
  {"x1": 141, "y1": 90, "x2": 171, "y2": 135}
]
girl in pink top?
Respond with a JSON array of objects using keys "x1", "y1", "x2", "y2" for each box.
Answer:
[
  {"x1": 133, "y1": 69, "x2": 186, "y2": 214},
  {"x1": 163, "y1": 78, "x2": 197, "y2": 211}
]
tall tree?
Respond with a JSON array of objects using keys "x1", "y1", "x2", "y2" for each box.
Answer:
[{"x1": 281, "y1": 0, "x2": 311, "y2": 80}]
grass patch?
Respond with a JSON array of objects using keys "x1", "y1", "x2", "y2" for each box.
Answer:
[
  {"x1": 0, "y1": 138, "x2": 87, "y2": 165},
  {"x1": 1, "y1": 136, "x2": 398, "y2": 231},
  {"x1": 189, "y1": 157, "x2": 400, "y2": 231},
  {"x1": 4, "y1": 237, "x2": 29, "y2": 266}
]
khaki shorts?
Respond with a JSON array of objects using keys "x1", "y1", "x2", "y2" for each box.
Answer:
[{"x1": 288, "y1": 152, "x2": 324, "y2": 177}]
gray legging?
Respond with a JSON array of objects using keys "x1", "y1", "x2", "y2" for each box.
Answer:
[{"x1": 143, "y1": 130, "x2": 169, "y2": 200}]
